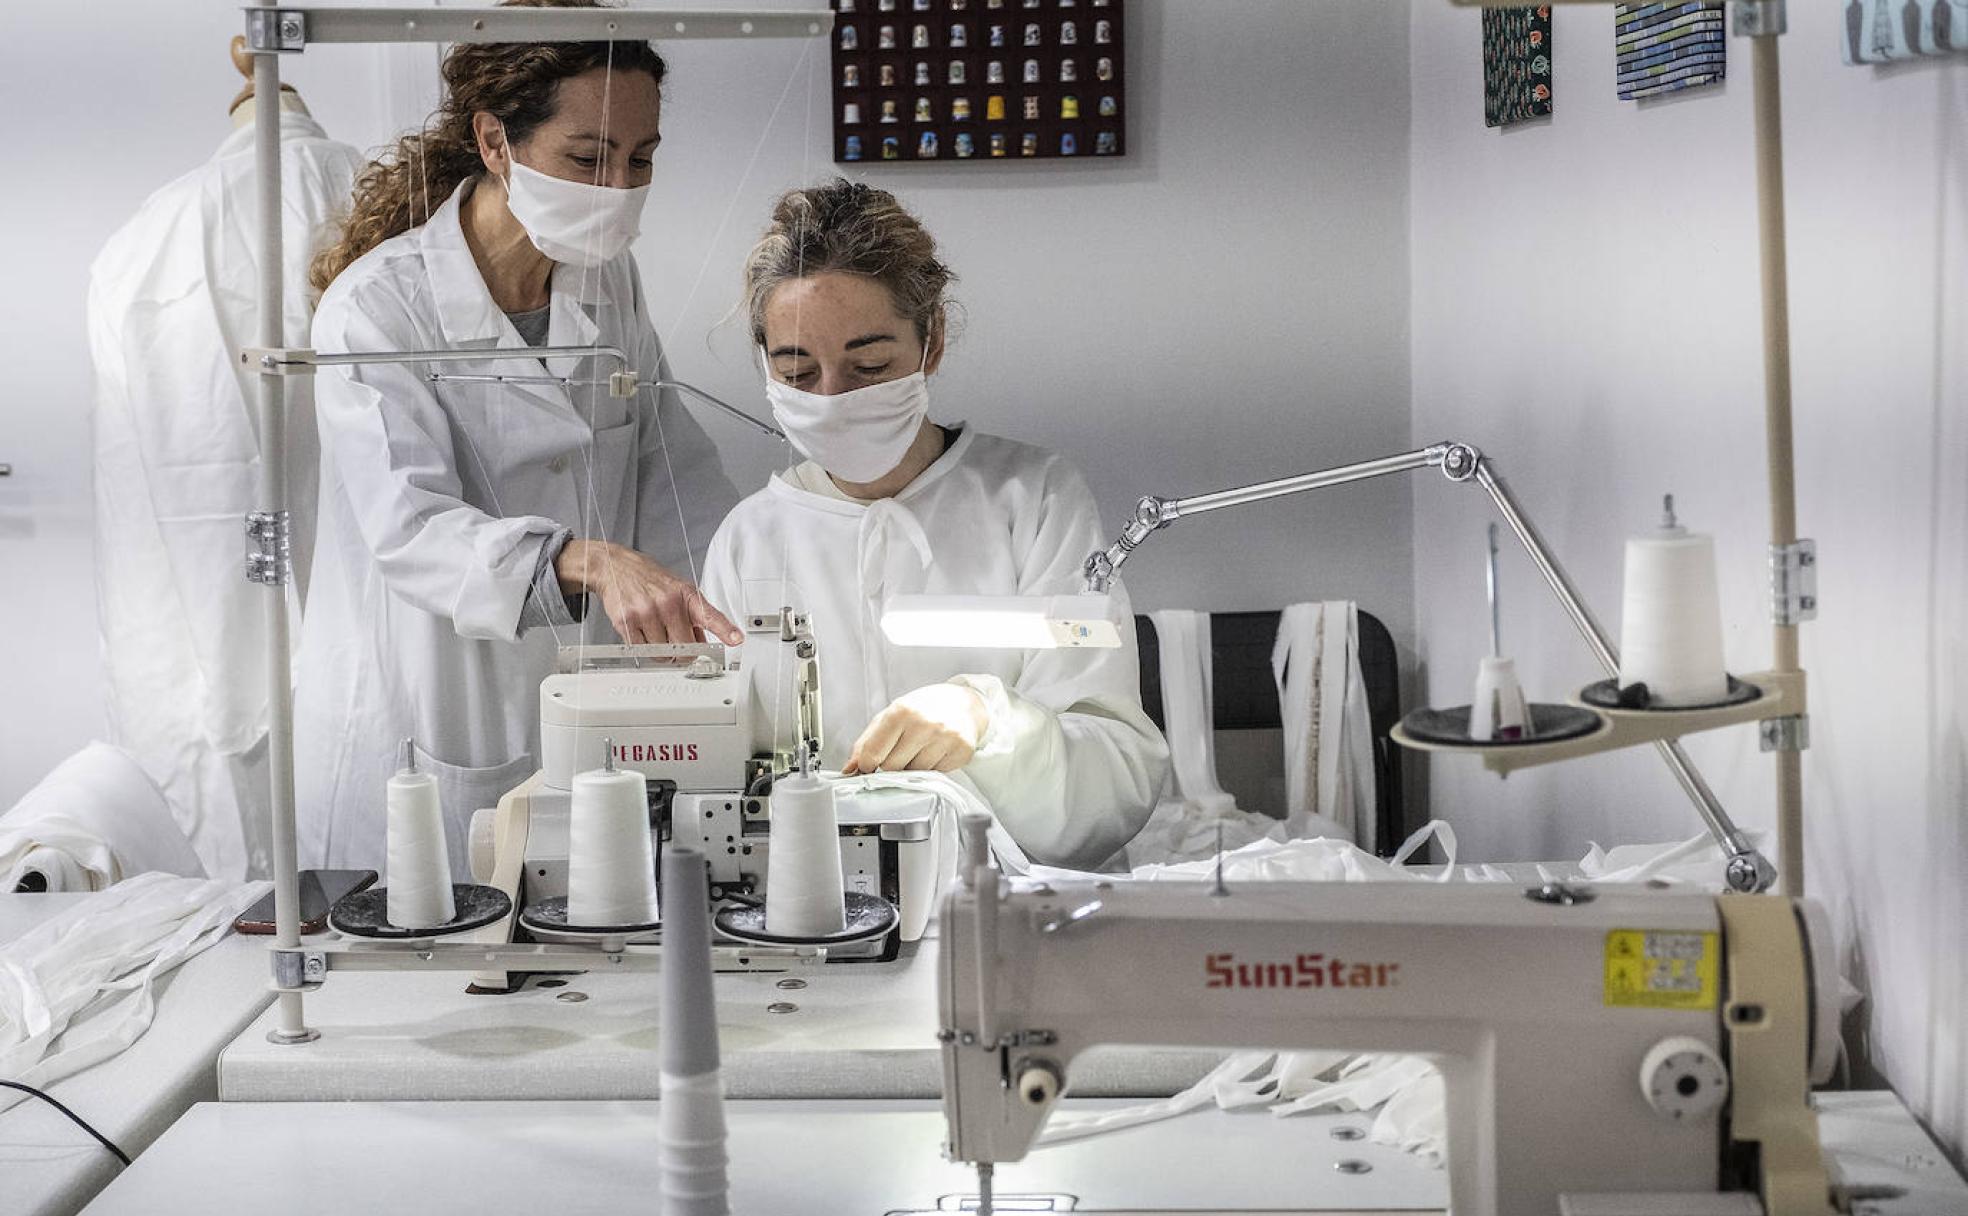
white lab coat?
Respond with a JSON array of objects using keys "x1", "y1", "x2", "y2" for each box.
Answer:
[
  {"x1": 295, "y1": 178, "x2": 738, "y2": 873},
  {"x1": 701, "y1": 429, "x2": 1169, "y2": 869},
  {"x1": 87, "y1": 103, "x2": 362, "y2": 880}
]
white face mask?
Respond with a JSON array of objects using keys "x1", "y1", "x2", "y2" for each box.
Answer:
[
  {"x1": 763, "y1": 345, "x2": 932, "y2": 484},
  {"x1": 499, "y1": 138, "x2": 650, "y2": 268}
]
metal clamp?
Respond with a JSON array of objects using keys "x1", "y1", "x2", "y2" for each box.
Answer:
[
  {"x1": 245, "y1": 9, "x2": 309, "y2": 52},
  {"x1": 1770, "y1": 539, "x2": 1818, "y2": 625},
  {"x1": 271, "y1": 947, "x2": 327, "y2": 990},
  {"x1": 246, "y1": 510, "x2": 292, "y2": 587},
  {"x1": 238, "y1": 346, "x2": 320, "y2": 376},
  {"x1": 1732, "y1": 0, "x2": 1787, "y2": 37},
  {"x1": 1759, "y1": 715, "x2": 1810, "y2": 753}
]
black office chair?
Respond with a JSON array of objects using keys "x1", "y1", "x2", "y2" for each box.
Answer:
[{"x1": 1135, "y1": 609, "x2": 1406, "y2": 857}]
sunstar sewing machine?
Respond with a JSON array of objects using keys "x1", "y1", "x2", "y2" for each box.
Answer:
[
  {"x1": 938, "y1": 817, "x2": 1846, "y2": 1216},
  {"x1": 467, "y1": 613, "x2": 945, "y2": 965}
]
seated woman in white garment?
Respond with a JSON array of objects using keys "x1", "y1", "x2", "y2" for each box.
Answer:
[{"x1": 702, "y1": 180, "x2": 1169, "y2": 871}]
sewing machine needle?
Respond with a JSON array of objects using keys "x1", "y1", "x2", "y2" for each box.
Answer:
[{"x1": 976, "y1": 1162, "x2": 994, "y2": 1215}]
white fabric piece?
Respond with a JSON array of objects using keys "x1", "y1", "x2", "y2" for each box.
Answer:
[
  {"x1": 700, "y1": 428, "x2": 1168, "y2": 870},
  {"x1": 1124, "y1": 610, "x2": 1348, "y2": 868},
  {"x1": 1274, "y1": 601, "x2": 1377, "y2": 850},
  {"x1": 828, "y1": 768, "x2": 1034, "y2": 877},
  {"x1": 87, "y1": 110, "x2": 363, "y2": 880},
  {"x1": 296, "y1": 177, "x2": 738, "y2": 875},
  {"x1": 1147, "y1": 610, "x2": 1235, "y2": 814},
  {"x1": 762, "y1": 348, "x2": 932, "y2": 483},
  {"x1": 1, "y1": 744, "x2": 206, "y2": 892},
  {"x1": 1579, "y1": 830, "x2": 1773, "y2": 886},
  {"x1": 0, "y1": 873, "x2": 265, "y2": 1110}
]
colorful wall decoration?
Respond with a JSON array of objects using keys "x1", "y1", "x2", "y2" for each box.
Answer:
[
  {"x1": 1844, "y1": 0, "x2": 1968, "y2": 63},
  {"x1": 1483, "y1": 6, "x2": 1554, "y2": 128},
  {"x1": 831, "y1": 0, "x2": 1127, "y2": 164},
  {"x1": 1615, "y1": 3, "x2": 1726, "y2": 100}
]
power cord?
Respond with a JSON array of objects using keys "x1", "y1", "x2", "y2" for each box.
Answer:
[{"x1": 0, "y1": 1080, "x2": 131, "y2": 1167}]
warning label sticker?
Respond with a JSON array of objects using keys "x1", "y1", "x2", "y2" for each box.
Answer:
[{"x1": 1604, "y1": 930, "x2": 1718, "y2": 1010}]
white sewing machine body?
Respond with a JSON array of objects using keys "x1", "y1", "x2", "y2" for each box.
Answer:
[
  {"x1": 940, "y1": 862, "x2": 1842, "y2": 1216},
  {"x1": 471, "y1": 617, "x2": 943, "y2": 964}
]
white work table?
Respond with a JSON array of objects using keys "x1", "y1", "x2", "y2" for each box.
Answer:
[
  {"x1": 0, "y1": 896, "x2": 276, "y2": 1216},
  {"x1": 218, "y1": 938, "x2": 1225, "y2": 1102},
  {"x1": 81, "y1": 1091, "x2": 1968, "y2": 1215}
]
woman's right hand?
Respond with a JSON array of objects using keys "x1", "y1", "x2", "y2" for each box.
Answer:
[{"x1": 555, "y1": 539, "x2": 743, "y2": 646}]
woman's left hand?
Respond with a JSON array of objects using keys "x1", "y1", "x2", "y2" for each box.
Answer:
[{"x1": 843, "y1": 683, "x2": 990, "y2": 775}]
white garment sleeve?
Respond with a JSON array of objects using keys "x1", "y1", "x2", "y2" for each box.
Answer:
[
  {"x1": 949, "y1": 462, "x2": 1170, "y2": 869},
  {"x1": 312, "y1": 280, "x2": 562, "y2": 643},
  {"x1": 631, "y1": 265, "x2": 739, "y2": 583}
]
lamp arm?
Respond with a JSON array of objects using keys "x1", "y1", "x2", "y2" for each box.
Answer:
[
  {"x1": 1085, "y1": 439, "x2": 1776, "y2": 893},
  {"x1": 1084, "y1": 442, "x2": 1473, "y2": 592}
]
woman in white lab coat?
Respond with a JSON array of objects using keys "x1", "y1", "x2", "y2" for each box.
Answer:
[
  {"x1": 702, "y1": 181, "x2": 1169, "y2": 869},
  {"x1": 296, "y1": 0, "x2": 740, "y2": 872}
]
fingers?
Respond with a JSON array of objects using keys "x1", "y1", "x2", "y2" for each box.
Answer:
[
  {"x1": 848, "y1": 711, "x2": 909, "y2": 775},
  {"x1": 656, "y1": 595, "x2": 694, "y2": 646},
  {"x1": 688, "y1": 591, "x2": 745, "y2": 647}
]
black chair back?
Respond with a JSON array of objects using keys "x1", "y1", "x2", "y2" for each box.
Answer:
[{"x1": 1135, "y1": 609, "x2": 1404, "y2": 856}]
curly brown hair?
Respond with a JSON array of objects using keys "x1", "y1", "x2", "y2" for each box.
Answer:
[
  {"x1": 741, "y1": 179, "x2": 956, "y2": 347},
  {"x1": 308, "y1": 0, "x2": 667, "y2": 293}
]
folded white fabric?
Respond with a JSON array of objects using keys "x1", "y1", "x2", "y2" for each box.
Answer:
[
  {"x1": 0, "y1": 872, "x2": 265, "y2": 1109},
  {"x1": 1, "y1": 743, "x2": 206, "y2": 892}
]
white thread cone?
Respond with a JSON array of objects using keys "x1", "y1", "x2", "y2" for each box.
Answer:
[
  {"x1": 386, "y1": 759, "x2": 454, "y2": 928},
  {"x1": 765, "y1": 772, "x2": 846, "y2": 936},
  {"x1": 1468, "y1": 655, "x2": 1530, "y2": 742},
  {"x1": 1618, "y1": 511, "x2": 1728, "y2": 707},
  {"x1": 567, "y1": 764, "x2": 658, "y2": 926}
]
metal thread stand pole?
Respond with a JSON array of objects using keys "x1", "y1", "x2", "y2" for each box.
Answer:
[
  {"x1": 1748, "y1": 19, "x2": 1806, "y2": 899},
  {"x1": 253, "y1": 49, "x2": 316, "y2": 1044}
]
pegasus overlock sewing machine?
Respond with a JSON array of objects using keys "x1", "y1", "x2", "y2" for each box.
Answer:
[
  {"x1": 469, "y1": 613, "x2": 945, "y2": 965},
  {"x1": 938, "y1": 817, "x2": 1844, "y2": 1216}
]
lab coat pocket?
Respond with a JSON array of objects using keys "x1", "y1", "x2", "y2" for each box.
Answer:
[
  {"x1": 575, "y1": 418, "x2": 637, "y2": 540},
  {"x1": 410, "y1": 745, "x2": 537, "y2": 878}
]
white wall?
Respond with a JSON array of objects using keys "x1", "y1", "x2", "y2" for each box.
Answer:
[
  {"x1": 639, "y1": 0, "x2": 1415, "y2": 627},
  {"x1": 1410, "y1": 0, "x2": 1967, "y2": 1161},
  {"x1": 1, "y1": 0, "x2": 1415, "y2": 809}
]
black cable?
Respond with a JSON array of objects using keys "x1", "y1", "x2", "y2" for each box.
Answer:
[{"x1": 0, "y1": 1080, "x2": 131, "y2": 1167}]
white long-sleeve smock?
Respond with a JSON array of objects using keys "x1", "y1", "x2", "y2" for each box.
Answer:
[
  {"x1": 701, "y1": 428, "x2": 1168, "y2": 869},
  {"x1": 87, "y1": 104, "x2": 363, "y2": 880},
  {"x1": 294, "y1": 178, "x2": 738, "y2": 873}
]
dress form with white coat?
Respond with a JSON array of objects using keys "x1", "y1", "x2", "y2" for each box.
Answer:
[{"x1": 87, "y1": 100, "x2": 363, "y2": 880}]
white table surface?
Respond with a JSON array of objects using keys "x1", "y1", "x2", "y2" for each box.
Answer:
[
  {"x1": 79, "y1": 1091, "x2": 1968, "y2": 1215},
  {"x1": 0, "y1": 895, "x2": 276, "y2": 1216},
  {"x1": 218, "y1": 939, "x2": 1224, "y2": 1102},
  {"x1": 85, "y1": 1097, "x2": 1449, "y2": 1214}
]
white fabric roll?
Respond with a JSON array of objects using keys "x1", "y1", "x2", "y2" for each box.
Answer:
[
  {"x1": 1618, "y1": 527, "x2": 1728, "y2": 706},
  {"x1": 567, "y1": 767, "x2": 658, "y2": 926},
  {"x1": 765, "y1": 773, "x2": 846, "y2": 936},
  {"x1": 0, "y1": 743, "x2": 205, "y2": 892},
  {"x1": 386, "y1": 769, "x2": 454, "y2": 928}
]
